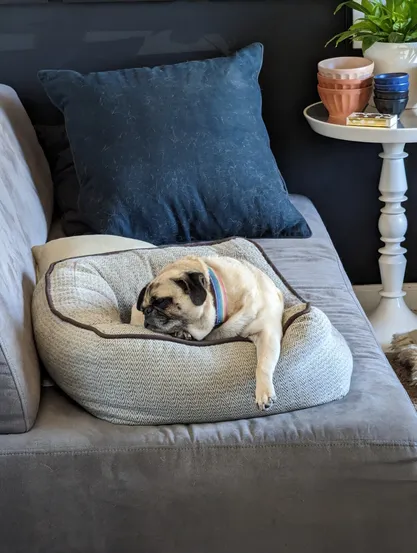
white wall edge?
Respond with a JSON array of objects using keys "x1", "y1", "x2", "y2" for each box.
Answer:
[
  {"x1": 353, "y1": 283, "x2": 417, "y2": 314},
  {"x1": 352, "y1": 8, "x2": 362, "y2": 50}
]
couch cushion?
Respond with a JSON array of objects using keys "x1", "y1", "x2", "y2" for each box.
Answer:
[
  {"x1": 0, "y1": 85, "x2": 53, "y2": 433},
  {"x1": 38, "y1": 43, "x2": 311, "y2": 243},
  {"x1": 1, "y1": 196, "x2": 416, "y2": 553}
]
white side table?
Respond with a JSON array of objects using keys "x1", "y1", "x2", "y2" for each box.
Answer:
[{"x1": 304, "y1": 102, "x2": 417, "y2": 351}]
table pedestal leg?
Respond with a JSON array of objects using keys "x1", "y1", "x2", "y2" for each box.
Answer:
[{"x1": 368, "y1": 142, "x2": 417, "y2": 351}]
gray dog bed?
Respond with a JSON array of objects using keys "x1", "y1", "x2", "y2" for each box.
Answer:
[{"x1": 32, "y1": 238, "x2": 353, "y2": 425}]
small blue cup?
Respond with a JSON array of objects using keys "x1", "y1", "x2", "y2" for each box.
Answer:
[
  {"x1": 374, "y1": 89, "x2": 409, "y2": 100},
  {"x1": 374, "y1": 72, "x2": 409, "y2": 85},
  {"x1": 374, "y1": 96, "x2": 408, "y2": 117},
  {"x1": 374, "y1": 82, "x2": 409, "y2": 92}
]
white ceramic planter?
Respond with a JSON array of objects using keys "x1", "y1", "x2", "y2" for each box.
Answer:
[{"x1": 364, "y1": 42, "x2": 417, "y2": 109}]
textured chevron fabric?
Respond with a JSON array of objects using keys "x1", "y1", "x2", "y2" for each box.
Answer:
[{"x1": 32, "y1": 238, "x2": 353, "y2": 425}]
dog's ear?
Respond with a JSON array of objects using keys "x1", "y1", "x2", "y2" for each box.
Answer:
[
  {"x1": 137, "y1": 283, "x2": 149, "y2": 312},
  {"x1": 173, "y1": 272, "x2": 207, "y2": 306}
]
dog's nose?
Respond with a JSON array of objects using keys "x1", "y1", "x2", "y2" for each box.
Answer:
[{"x1": 144, "y1": 307, "x2": 153, "y2": 316}]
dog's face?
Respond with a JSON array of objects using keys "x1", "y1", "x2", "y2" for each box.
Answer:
[{"x1": 137, "y1": 264, "x2": 208, "y2": 336}]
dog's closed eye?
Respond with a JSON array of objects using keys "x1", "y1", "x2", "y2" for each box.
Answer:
[{"x1": 153, "y1": 297, "x2": 172, "y2": 310}]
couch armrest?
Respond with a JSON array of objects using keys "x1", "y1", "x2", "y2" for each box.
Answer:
[{"x1": 0, "y1": 85, "x2": 53, "y2": 433}]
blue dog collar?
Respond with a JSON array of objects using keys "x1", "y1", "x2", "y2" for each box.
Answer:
[{"x1": 208, "y1": 267, "x2": 227, "y2": 327}]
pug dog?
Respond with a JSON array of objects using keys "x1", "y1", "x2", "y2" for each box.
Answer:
[{"x1": 131, "y1": 255, "x2": 284, "y2": 410}]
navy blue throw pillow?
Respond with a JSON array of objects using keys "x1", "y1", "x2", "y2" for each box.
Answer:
[
  {"x1": 35, "y1": 124, "x2": 90, "y2": 235},
  {"x1": 38, "y1": 43, "x2": 310, "y2": 244}
]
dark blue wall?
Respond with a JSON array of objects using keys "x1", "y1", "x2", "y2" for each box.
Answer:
[{"x1": 0, "y1": 0, "x2": 412, "y2": 285}]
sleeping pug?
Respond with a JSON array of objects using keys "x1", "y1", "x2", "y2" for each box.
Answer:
[{"x1": 131, "y1": 255, "x2": 284, "y2": 410}]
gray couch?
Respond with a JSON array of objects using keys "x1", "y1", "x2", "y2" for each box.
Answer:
[{"x1": 1, "y1": 87, "x2": 417, "y2": 553}]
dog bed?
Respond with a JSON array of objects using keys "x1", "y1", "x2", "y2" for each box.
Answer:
[{"x1": 32, "y1": 238, "x2": 353, "y2": 425}]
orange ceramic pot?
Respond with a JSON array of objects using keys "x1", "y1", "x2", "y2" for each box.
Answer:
[
  {"x1": 317, "y1": 73, "x2": 373, "y2": 90},
  {"x1": 317, "y1": 85, "x2": 373, "y2": 124}
]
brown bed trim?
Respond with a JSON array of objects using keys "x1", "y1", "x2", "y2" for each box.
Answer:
[
  {"x1": 282, "y1": 305, "x2": 311, "y2": 334},
  {"x1": 45, "y1": 237, "x2": 311, "y2": 346}
]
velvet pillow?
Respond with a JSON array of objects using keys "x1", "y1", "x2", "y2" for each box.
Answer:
[{"x1": 38, "y1": 43, "x2": 310, "y2": 244}]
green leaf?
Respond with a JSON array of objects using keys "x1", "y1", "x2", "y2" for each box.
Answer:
[
  {"x1": 393, "y1": 17, "x2": 411, "y2": 31},
  {"x1": 325, "y1": 32, "x2": 346, "y2": 48},
  {"x1": 374, "y1": 5, "x2": 384, "y2": 18},
  {"x1": 354, "y1": 31, "x2": 389, "y2": 40},
  {"x1": 368, "y1": 13, "x2": 395, "y2": 32},
  {"x1": 405, "y1": 11, "x2": 417, "y2": 38},
  {"x1": 408, "y1": 3, "x2": 417, "y2": 28},
  {"x1": 405, "y1": 22, "x2": 417, "y2": 35},
  {"x1": 411, "y1": 2, "x2": 417, "y2": 17},
  {"x1": 325, "y1": 30, "x2": 357, "y2": 47},
  {"x1": 362, "y1": 0, "x2": 375, "y2": 12},
  {"x1": 350, "y1": 18, "x2": 381, "y2": 32},
  {"x1": 326, "y1": 28, "x2": 388, "y2": 48},
  {"x1": 334, "y1": 1, "x2": 372, "y2": 15},
  {"x1": 363, "y1": 35, "x2": 386, "y2": 51},
  {"x1": 327, "y1": 0, "x2": 416, "y2": 48},
  {"x1": 388, "y1": 31, "x2": 406, "y2": 41},
  {"x1": 378, "y1": 3, "x2": 393, "y2": 15},
  {"x1": 405, "y1": 28, "x2": 417, "y2": 39},
  {"x1": 397, "y1": 1, "x2": 410, "y2": 16},
  {"x1": 335, "y1": 31, "x2": 366, "y2": 46}
]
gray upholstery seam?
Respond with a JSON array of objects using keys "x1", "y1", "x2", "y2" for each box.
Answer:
[
  {"x1": 1, "y1": 440, "x2": 417, "y2": 456},
  {"x1": 0, "y1": 339, "x2": 27, "y2": 431}
]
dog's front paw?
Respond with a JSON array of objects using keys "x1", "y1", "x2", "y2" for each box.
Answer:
[
  {"x1": 255, "y1": 383, "x2": 276, "y2": 411},
  {"x1": 173, "y1": 330, "x2": 193, "y2": 341}
]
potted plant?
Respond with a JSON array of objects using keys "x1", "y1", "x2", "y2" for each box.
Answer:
[{"x1": 327, "y1": 0, "x2": 417, "y2": 109}]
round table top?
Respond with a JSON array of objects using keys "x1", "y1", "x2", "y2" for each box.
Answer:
[{"x1": 304, "y1": 102, "x2": 417, "y2": 144}]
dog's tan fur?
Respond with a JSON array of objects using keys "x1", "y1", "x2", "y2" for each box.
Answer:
[{"x1": 131, "y1": 255, "x2": 284, "y2": 410}]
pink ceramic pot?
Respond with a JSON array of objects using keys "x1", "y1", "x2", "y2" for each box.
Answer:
[
  {"x1": 317, "y1": 73, "x2": 373, "y2": 90},
  {"x1": 317, "y1": 85, "x2": 373, "y2": 124}
]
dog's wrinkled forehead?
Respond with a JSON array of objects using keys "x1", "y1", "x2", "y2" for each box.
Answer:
[
  {"x1": 140, "y1": 269, "x2": 184, "y2": 306},
  {"x1": 138, "y1": 264, "x2": 208, "y2": 312},
  {"x1": 144, "y1": 278, "x2": 179, "y2": 304}
]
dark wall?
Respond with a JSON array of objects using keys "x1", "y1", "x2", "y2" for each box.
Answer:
[{"x1": 0, "y1": 0, "x2": 413, "y2": 285}]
